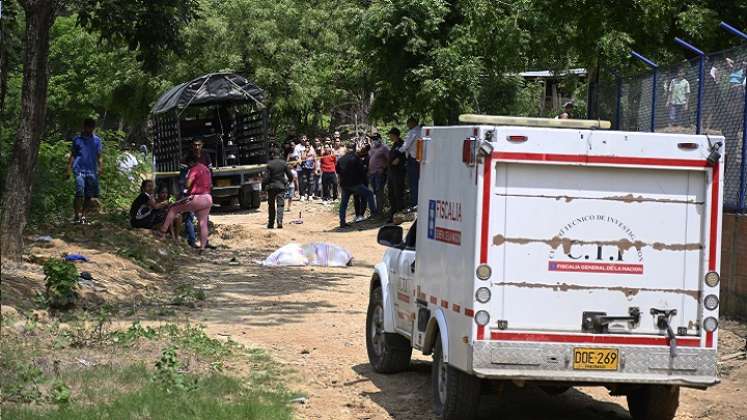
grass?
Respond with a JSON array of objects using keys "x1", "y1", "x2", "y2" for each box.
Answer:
[
  {"x1": 4, "y1": 365, "x2": 292, "y2": 420},
  {"x1": 1, "y1": 313, "x2": 295, "y2": 420}
]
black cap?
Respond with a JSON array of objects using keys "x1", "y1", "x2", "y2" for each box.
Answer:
[{"x1": 387, "y1": 127, "x2": 400, "y2": 136}]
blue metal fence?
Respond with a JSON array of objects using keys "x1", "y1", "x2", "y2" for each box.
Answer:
[{"x1": 592, "y1": 27, "x2": 747, "y2": 213}]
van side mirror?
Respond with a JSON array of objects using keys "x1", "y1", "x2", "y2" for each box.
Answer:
[{"x1": 377, "y1": 225, "x2": 403, "y2": 248}]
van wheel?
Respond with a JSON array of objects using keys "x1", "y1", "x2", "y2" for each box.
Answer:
[
  {"x1": 366, "y1": 287, "x2": 411, "y2": 373},
  {"x1": 432, "y1": 335, "x2": 481, "y2": 420},
  {"x1": 626, "y1": 385, "x2": 680, "y2": 420}
]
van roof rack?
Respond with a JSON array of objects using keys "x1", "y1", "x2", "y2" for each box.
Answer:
[{"x1": 459, "y1": 114, "x2": 611, "y2": 130}]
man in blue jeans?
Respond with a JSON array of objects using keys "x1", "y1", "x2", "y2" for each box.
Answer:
[
  {"x1": 399, "y1": 117, "x2": 421, "y2": 210},
  {"x1": 336, "y1": 145, "x2": 377, "y2": 228},
  {"x1": 67, "y1": 118, "x2": 102, "y2": 224}
]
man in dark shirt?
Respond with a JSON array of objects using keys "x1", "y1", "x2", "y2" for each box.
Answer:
[
  {"x1": 386, "y1": 127, "x2": 407, "y2": 222},
  {"x1": 263, "y1": 149, "x2": 294, "y2": 229},
  {"x1": 336, "y1": 144, "x2": 377, "y2": 228}
]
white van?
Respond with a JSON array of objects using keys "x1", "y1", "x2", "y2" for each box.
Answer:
[{"x1": 366, "y1": 116, "x2": 724, "y2": 420}]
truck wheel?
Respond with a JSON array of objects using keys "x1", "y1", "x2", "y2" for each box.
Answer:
[
  {"x1": 626, "y1": 385, "x2": 680, "y2": 420},
  {"x1": 239, "y1": 185, "x2": 257, "y2": 210},
  {"x1": 432, "y1": 335, "x2": 481, "y2": 420},
  {"x1": 366, "y1": 287, "x2": 412, "y2": 373},
  {"x1": 250, "y1": 190, "x2": 261, "y2": 209}
]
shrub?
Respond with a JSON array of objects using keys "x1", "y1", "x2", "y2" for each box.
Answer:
[
  {"x1": 43, "y1": 259, "x2": 79, "y2": 309},
  {"x1": 0, "y1": 129, "x2": 151, "y2": 227}
]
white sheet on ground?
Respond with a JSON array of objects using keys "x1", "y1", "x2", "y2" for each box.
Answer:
[{"x1": 261, "y1": 242, "x2": 352, "y2": 267}]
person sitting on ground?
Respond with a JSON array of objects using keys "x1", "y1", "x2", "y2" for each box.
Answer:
[
  {"x1": 158, "y1": 155, "x2": 213, "y2": 250},
  {"x1": 67, "y1": 118, "x2": 103, "y2": 225},
  {"x1": 155, "y1": 185, "x2": 178, "y2": 236},
  {"x1": 130, "y1": 180, "x2": 172, "y2": 235},
  {"x1": 336, "y1": 143, "x2": 377, "y2": 228}
]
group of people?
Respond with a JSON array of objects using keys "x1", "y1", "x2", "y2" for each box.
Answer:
[
  {"x1": 70, "y1": 114, "x2": 425, "y2": 246},
  {"x1": 128, "y1": 139, "x2": 214, "y2": 251},
  {"x1": 263, "y1": 117, "x2": 423, "y2": 229}
]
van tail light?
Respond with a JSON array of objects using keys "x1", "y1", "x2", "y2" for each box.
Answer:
[
  {"x1": 462, "y1": 138, "x2": 476, "y2": 164},
  {"x1": 507, "y1": 135, "x2": 528, "y2": 143},
  {"x1": 677, "y1": 142, "x2": 699, "y2": 150},
  {"x1": 416, "y1": 138, "x2": 425, "y2": 161}
]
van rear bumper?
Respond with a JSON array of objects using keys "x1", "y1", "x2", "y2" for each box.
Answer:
[{"x1": 472, "y1": 341, "x2": 719, "y2": 388}]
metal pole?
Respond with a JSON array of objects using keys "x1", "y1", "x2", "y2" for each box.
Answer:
[
  {"x1": 631, "y1": 51, "x2": 659, "y2": 132},
  {"x1": 720, "y1": 21, "x2": 747, "y2": 211},
  {"x1": 651, "y1": 68, "x2": 658, "y2": 132},
  {"x1": 741, "y1": 90, "x2": 747, "y2": 212},
  {"x1": 674, "y1": 37, "x2": 705, "y2": 134},
  {"x1": 719, "y1": 21, "x2": 747, "y2": 41},
  {"x1": 615, "y1": 75, "x2": 622, "y2": 130}
]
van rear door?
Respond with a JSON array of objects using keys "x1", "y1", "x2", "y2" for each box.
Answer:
[{"x1": 486, "y1": 153, "x2": 713, "y2": 338}]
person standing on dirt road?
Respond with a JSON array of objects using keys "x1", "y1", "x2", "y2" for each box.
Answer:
[
  {"x1": 336, "y1": 143, "x2": 377, "y2": 228},
  {"x1": 263, "y1": 149, "x2": 294, "y2": 229},
  {"x1": 386, "y1": 127, "x2": 406, "y2": 223},
  {"x1": 67, "y1": 118, "x2": 103, "y2": 225},
  {"x1": 399, "y1": 117, "x2": 421, "y2": 210},
  {"x1": 180, "y1": 138, "x2": 213, "y2": 248},
  {"x1": 159, "y1": 155, "x2": 213, "y2": 250}
]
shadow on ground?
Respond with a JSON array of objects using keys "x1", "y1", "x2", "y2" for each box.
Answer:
[{"x1": 353, "y1": 362, "x2": 633, "y2": 420}]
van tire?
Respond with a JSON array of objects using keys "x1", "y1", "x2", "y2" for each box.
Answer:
[
  {"x1": 366, "y1": 287, "x2": 411, "y2": 373},
  {"x1": 626, "y1": 385, "x2": 680, "y2": 420},
  {"x1": 432, "y1": 336, "x2": 481, "y2": 420}
]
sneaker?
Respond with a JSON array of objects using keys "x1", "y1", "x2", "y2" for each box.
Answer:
[
  {"x1": 353, "y1": 216, "x2": 365, "y2": 223},
  {"x1": 72, "y1": 216, "x2": 81, "y2": 224},
  {"x1": 267, "y1": 224, "x2": 275, "y2": 229},
  {"x1": 79, "y1": 217, "x2": 89, "y2": 225},
  {"x1": 277, "y1": 224, "x2": 283, "y2": 229},
  {"x1": 339, "y1": 222, "x2": 349, "y2": 229}
]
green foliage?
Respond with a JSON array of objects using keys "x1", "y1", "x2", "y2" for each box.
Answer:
[
  {"x1": 2, "y1": 320, "x2": 293, "y2": 420},
  {"x1": 154, "y1": 345, "x2": 198, "y2": 393},
  {"x1": 49, "y1": 379, "x2": 72, "y2": 405},
  {"x1": 75, "y1": 0, "x2": 201, "y2": 73},
  {"x1": 172, "y1": 284, "x2": 207, "y2": 307},
  {"x1": 17, "y1": 129, "x2": 149, "y2": 226},
  {"x1": 43, "y1": 260, "x2": 79, "y2": 310},
  {"x1": 0, "y1": 360, "x2": 45, "y2": 404}
]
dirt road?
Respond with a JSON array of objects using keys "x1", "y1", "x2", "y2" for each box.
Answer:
[{"x1": 183, "y1": 202, "x2": 745, "y2": 420}]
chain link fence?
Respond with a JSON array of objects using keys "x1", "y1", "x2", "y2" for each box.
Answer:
[{"x1": 592, "y1": 44, "x2": 747, "y2": 212}]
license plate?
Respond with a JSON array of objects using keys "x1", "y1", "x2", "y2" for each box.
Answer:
[
  {"x1": 573, "y1": 348, "x2": 619, "y2": 371},
  {"x1": 215, "y1": 179, "x2": 232, "y2": 187}
]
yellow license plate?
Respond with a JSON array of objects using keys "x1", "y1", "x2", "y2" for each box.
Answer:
[
  {"x1": 573, "y1": 348, "x2": 619, "y2": 371},
  {"x1": 215, "y1": 179, "x2": 232, "y2": 187}
]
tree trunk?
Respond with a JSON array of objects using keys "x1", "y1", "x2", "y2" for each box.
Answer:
[{"x1": 0, "y1": 0, "x2": 57, "y2": 262}]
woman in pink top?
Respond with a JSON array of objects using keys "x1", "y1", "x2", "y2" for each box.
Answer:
[{"x1": 159, "y1": 157, "x2": 213, "y2": 249}]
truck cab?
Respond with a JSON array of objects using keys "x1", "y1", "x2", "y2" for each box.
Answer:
[{"x1": 366, "y1": 115, "x2": 724, "y2": 420}]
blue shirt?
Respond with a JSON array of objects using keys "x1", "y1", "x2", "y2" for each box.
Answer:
[
  {"x1": 728, "y1": 69, "x2": 745, "y2": 86},
  {"x1": 71, "y1": 134, "x2": 103, "y2": 173}
]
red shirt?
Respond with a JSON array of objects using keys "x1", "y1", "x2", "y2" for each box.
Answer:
[
  {"x1": 187, "y1": 162, "x2": 212, "y2": 195},
  {"x1": 320, "y1": 154, "x2": 337, "y2": 173}
]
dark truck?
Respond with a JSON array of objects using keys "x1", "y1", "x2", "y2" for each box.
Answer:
[{"x1": 150, "y1": 73, "x2": 269, "y2": 209}]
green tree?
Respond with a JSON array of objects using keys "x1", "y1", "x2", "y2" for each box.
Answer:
[{"x1": 0, "y1": 0, "x2": 199, "y2": 261}]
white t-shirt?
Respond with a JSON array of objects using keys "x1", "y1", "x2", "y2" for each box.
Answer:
[{"x1": 399, "y1": 126, "x2": 422, "y2": 158}]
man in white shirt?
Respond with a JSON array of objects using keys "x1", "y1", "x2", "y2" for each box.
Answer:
[
  {"x1": 398, "y1": 117, "x2": 421, "y2": 209},
  {"x1": 294, "y1": 135, "x2": 307, "y2": 158}
]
